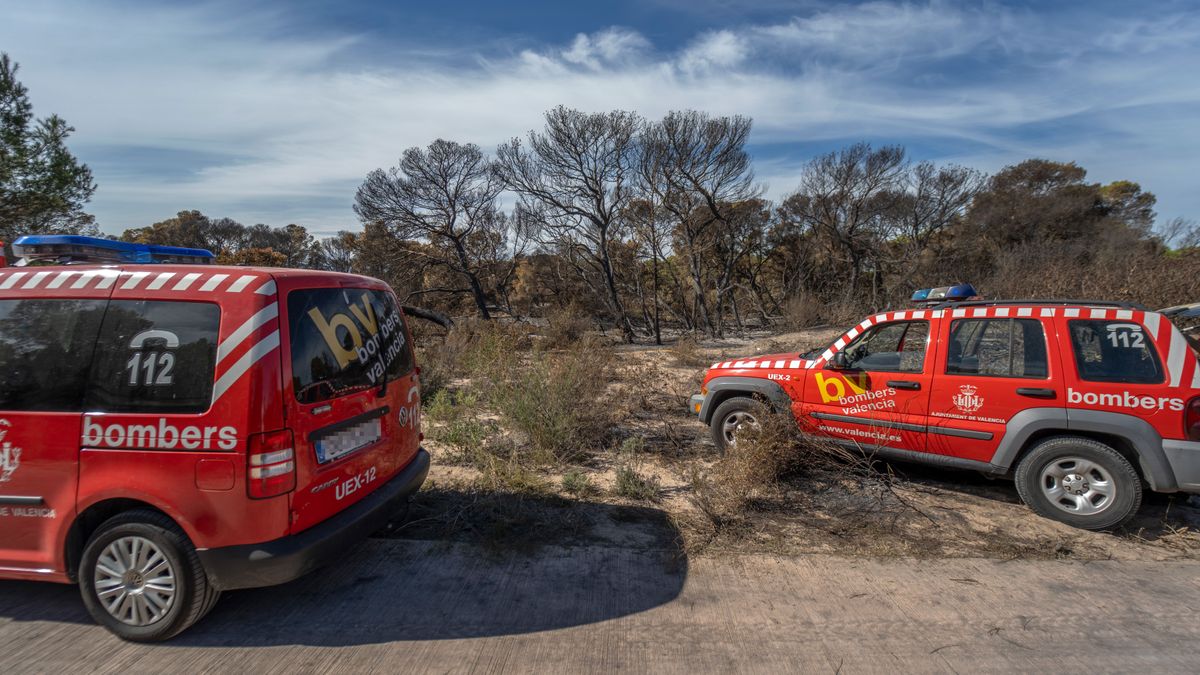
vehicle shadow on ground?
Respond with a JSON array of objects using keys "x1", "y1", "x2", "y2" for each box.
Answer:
[{"x1": 0, "y1": 493, "x2": 687, "y2": 648}]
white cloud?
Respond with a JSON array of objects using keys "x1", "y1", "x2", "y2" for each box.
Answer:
[
  {"x1": 679, "y1": 30, "x2": 749, "y2": 74},
  {"x1": 561, "y1": 27, "x2": 652, "y2": 70},
  {"x1": 0, "y1": 0, "x2": 1197, "y2": 234}
]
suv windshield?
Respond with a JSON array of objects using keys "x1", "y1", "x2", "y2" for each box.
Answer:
[{"x1": 287, "y1": 288, "x2": 413, "y2": 404}]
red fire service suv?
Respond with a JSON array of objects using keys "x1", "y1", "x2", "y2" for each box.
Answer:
[
  {"x1": 0, "y1": 235, "x2": 429, "y2": 641},
  {"x1": 690, "y1": 284, "x2": 1200, "y2": 531}
]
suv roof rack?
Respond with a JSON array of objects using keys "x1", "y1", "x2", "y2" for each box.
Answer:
[{"x1": 931, "y1": 299, "x2": 1147, "y2": 311}]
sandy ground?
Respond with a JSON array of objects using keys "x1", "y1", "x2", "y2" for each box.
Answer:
[{"x1": 3, "y1": 537, "x2": 1199, "y2": 673}]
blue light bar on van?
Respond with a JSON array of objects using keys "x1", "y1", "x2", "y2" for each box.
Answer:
[
  {"x1": 11, "y1": 235, "x2": 215, "y2": 265},
  {"x1": 912, "y1": 283, "x2": 978, "y2": 303}
]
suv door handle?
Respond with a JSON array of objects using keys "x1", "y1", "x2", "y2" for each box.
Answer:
[
  {"x1": 1017, "y1": 387, "x2": 1057, "y2": 398},
  {"x1": 887, "y1": 380, "x2": 921, "y2": 390}
]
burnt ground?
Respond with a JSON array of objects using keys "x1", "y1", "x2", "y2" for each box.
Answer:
[{"x1": 394, "y1": 329, "x2": 1200, "y2": 564}]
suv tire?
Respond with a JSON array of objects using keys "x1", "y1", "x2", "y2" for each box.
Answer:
[
  {"x1": 1014, "y1": 436, "x2": 1142, "y2": 531},
  {"x1": 79, "y1": 509, "x2": 218, "y2": 642},
  {"x1": 709, "y1": 396, "x2": 766, "y2": 453}
]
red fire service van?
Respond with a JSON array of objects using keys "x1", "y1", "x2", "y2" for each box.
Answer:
[
  {"x1": 690, "y1": 284, "x2": 1200, "y2": 531},
  {"x1": 0, "y1": 235, "x2": 429, "y2": 641}
]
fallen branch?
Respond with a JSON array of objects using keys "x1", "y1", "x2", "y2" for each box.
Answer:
[{"x1": 403, "y1": 305, "x2": 454, "y2": 329}]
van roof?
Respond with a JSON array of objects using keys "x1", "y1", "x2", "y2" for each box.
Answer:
[{"x1": 0, "y1": 264, "x2": 386, "y2": 297}]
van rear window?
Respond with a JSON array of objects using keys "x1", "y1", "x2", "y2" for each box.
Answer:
[
  {"x1": 85, "y1": 301, "x2": 221, "y2": 413},
  {"x1": 287, "y1": 288, "x2": 412, "y2": 404},
  {"x1": 0, "y1": 299, "x2": 106, "y2": 411}
]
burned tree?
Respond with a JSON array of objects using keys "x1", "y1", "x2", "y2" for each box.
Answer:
[{"x1": 355, "y1": 140, "x2": 505, "y2": 319}]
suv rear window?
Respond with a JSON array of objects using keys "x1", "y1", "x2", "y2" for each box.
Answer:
[
  {"x1": 287, "y1": 288, "x2": 412, "y2": 404},
  {"x1": 85, "y1": 301, "x2": 221, "y2": 413},
  {"x1": 1068, "y1": 319, "x2": 1163, "y2": 384},
  {"x1": 947, "y1": 318, "x2": 1048, "y2": 378},
  {"x1": 0, "y1": 299, "x2": 106, "y2": 411}
]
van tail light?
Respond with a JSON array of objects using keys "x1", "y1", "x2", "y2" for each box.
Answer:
[
  {"x1": 248, "y1": 429, "x2": 296, "y2": 499},
  {"x1": 1187, "y1": 398, "x2": 1200, "y2": 442}
]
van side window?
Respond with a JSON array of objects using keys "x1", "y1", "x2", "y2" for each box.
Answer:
[
  {"x1": 0, "y1": 299, "x2": 107, "y2": 411},
  {"x1": 840, "y1": 321, "x2": 929, "y2": 373},
  {"x1": 288, "y1": 288, "x2": 413, "y2": 404},
  {"x1": 85, "y1": 301, "x2": 221, "y2": 413},
  {"x1": 1068, "y1": 319, "x2": 1163, "y2": 384},
  {"x1": 946, "y1": 318, "x2": 1049, "y2": 378}
]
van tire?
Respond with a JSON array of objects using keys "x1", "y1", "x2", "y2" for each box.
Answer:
[
  {"x1": 78, "y1": 509, "x2": 217, "y2": 642},
  {"x1": 1014, "y1": 436, "x2": 1142, "y2": 531},
  {"x1": 709, "y1": 396, "x2": 766, "y2": 453}
]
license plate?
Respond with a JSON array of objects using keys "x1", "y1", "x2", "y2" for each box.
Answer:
[{"x1": 314, "y1": 417, "x2": 382, "y2": 464}]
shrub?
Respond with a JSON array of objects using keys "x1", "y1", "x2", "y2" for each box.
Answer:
[
  {"x1": 561, "y1": 469, "x2": 595, "y2": 497},
  {"x1": 487, "y1": 338, "x2": 615, "y2": 464},
  {"x1": 541, "y1": 302, "x2": 592, "y2": 349},
  {"x1": 670, "y1": 336, "x2": 711, "y2": 367},
  {"x1": 614, "y1": 463, "x2": 661, "y2": 502}
]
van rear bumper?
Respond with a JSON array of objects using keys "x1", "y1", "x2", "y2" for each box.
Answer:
[{"x1": 197, "y1": 448, "x2": 430, "y2": 591}]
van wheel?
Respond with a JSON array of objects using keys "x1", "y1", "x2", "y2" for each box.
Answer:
[
  {"x1": 1014, "y1": 436, "x2": 1142, "y2": 531},
  {"x1": 709, "y1": 396, "x2": 765, "y2": 453},
  {"x1": 79, "y1": 509, "x2": 218, "y2": 642}
]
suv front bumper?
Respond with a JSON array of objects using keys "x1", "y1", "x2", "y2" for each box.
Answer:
[{"x1": 197, "y1": 448, "x2": 431, "y2": 591}]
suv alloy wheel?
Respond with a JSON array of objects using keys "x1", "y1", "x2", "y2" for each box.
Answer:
[{"x1": 1014, "y1": 436, "x2": 1143, "y2": 530}]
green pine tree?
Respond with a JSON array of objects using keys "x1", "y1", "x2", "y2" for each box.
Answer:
[{"x1": 0, "y1": 52, "x2": 98, "y2": 247}]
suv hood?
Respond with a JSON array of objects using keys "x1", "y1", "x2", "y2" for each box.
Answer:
[{"x1": 707, "y1": 352, "x2": 813, "y2": 374}]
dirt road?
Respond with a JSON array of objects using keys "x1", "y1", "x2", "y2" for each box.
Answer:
[{"x1": 2, "y1": 537, "x2": 1199, "y2": 673}]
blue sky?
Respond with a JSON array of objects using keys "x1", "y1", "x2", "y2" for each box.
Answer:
[{"x1": 2, "y1": 0, "x2": 1198, "y2": 237}]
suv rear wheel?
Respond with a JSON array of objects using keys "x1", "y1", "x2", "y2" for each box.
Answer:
[
  {"x1": 79, "y1": 509, "x2": 219, "y2": 642},
  {"x1": 709, "y1": 396, "x2": 765, "y2": 452},
  {"x1": 1014, "y1": 436, "x2": 1142, "y2": 531}
]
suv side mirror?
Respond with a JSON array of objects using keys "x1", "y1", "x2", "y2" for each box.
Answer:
[{"x1": 829, "y1": 352, "x2": 850, "y2": 369}]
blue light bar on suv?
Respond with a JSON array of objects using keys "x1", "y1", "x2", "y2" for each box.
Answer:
[
  {"x1": 912, "y1": 283, "x2": 978, "y2": 303},
  {"x1": 11, "y1": 235, "x2": 215, "y2": 265}
]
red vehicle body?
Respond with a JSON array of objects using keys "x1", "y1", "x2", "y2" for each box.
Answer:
[
  {"x1": 0, "y1": 263, "x2": 428, "y2": 640},
  {"x1": 691, "y1": 300, "x2": 1200, "y2": 530}
]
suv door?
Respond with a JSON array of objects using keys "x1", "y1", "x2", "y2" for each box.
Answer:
[
  {"x1": 800, "y1": 319, "x2": 935, "y2": 454},
  {"x1": 0, "y1": 297, "x2": 107, "y2": 575},
  {"x1": 927, "y1": 312, "x2": 1065, "y2": 463}
]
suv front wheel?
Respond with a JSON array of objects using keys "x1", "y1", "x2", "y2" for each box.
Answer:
[
  {"x1": 78, "y1": 509, "x2": 219, "y2": 641},
  {"x1": 1014, "y1": 436, "x2": 1142, "y2": 531},
  {"x1": 709, "y1": 396, "x2": 766, "y2": 452}
]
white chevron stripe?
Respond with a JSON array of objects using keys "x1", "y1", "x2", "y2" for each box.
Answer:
[
  {"x1": 173, "y1": 272, "x2": 202, "y2": 291},
  {"x1": 200, "y1": 273, "x2": 229, "y2": 292},
  {"x1": 227, "y1": 275, "x2": 257, "y2": 293},
  {"x1": 0, "y1": 272, "x2": 26, "y2": 290},
  {"x1": 47, "y1": 271, "x2": 77, "y2": 289},
  {"x1": 254, "y1": 280, "x2": 276, "y2": 296},
  {"x1": 789, "y1": 360, "x2": 801, "y2": 368},
  {"x1": 22, "y1": 271, "x2": 52, "y2": 289},
  {"x1": 95, "y1": 271, "x2": 119, "y2": 289},
  {"x1": 146, "y1": 272, "x2": 175, "y2": 290},
  {"x1": 1167, "y1": 327, "x2": 1187, "y2": 388},
  {"x1": 121, "y1": 271, "x2": 151, "y2": 290},
  {"x1": 1143, "y1": 312, "x2": 1161, "y2": 336},
  {"x1": 211, "y1": 330, "x2": 280, "y2": 404},
  {"x1": 216, "y1": 303, "x2": 279, "y2": 364}
]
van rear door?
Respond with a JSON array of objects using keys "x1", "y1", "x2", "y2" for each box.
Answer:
[{"x1": 280, "y1": 281, "x2": 419, "y2": 533}]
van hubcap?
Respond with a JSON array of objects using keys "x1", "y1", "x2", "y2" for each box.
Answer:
[
  {"x1": 93, "y1": 536, "x2": 176, "y2": 626},
  {"x1": 722, "y1": 411, "x2": 759, "y2": 446},
  {"x1": 1040, "y1": 457, "x2": 1115, "y2": 516}
]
